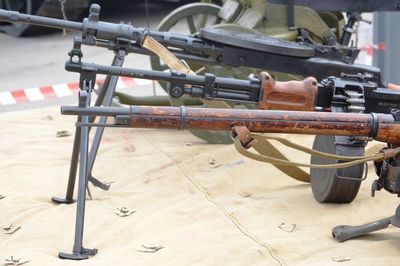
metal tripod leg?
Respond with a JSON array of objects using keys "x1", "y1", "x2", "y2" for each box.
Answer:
[
  {"x1": 333, "y1": 204, "x2": 400, "y2": 242},
  {"x1": 52, "y1": 51, "x2": 125, "y2": 204},
  {"x1": 59, "y1": 90, "x2": 97, "y2": 260}
]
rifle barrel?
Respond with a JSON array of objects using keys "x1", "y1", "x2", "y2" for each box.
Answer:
[{"x1": 61, "y1": 106, "x2": 400, "y2": 144}]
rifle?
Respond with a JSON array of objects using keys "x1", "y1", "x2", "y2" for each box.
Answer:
[
  {"x1": 60, "y1": 86, "x2": 400, "y2": 258},
  {"x1": 62, "y1": 105, "x2": 400, "y2": 144}
]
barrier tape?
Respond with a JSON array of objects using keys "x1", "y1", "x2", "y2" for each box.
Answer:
[{"x1": 0, "y1": 76, "x2": 152, "y2": 106}]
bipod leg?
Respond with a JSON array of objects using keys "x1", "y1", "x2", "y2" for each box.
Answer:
[
  {"x1": 91, "y1": 52, "x2": 121, "y2": 111},
  {"x1": 51, "y1": 118, "x2": 81, "y2": 204},
  {"x1": 333, "y1": 204, "x2": 400, "y2": 242},
  {"x1": 59, "y1": 81, "x2": 97, "y2": 260},
  {"x1": 86, "y1": 50, "x2": 126, "y2": 191},
  {"x1": 52, "y1": 51, "x2": 125, "y2": 204}
]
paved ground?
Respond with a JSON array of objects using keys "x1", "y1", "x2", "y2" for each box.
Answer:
[{"x1": 0, "y1": 1, "x2": 183, "y2": 112}]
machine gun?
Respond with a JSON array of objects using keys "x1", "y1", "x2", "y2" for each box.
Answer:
[
  {"x1": 0, "y1": 4, "x2": 382, "y2": 80},
  {"x1": 59, "y1": 75, "x2": 400, "y2": 258}
]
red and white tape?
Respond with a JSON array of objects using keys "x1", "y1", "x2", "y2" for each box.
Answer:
[
  {"x1": 0, "y1": 76, "x2": 152, "y2": 106},
  {"x1": 359, "y1": 43, "x2": 386, "y2": 57}
]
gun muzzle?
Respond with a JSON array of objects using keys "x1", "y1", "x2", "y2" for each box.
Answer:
[{"x1": 0, "y1": 8, "x2": 82, "y2": 32}]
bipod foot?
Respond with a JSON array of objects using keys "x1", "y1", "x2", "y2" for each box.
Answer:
[
  {"x1": 332, "y1": 217, "x2": 391, "y2": 242},
  {"x1": 88, "y1": 175, "x2": 111, "y2": 191},
  {"x1": 59, "y1": 247, "x2": 98, "y2": 260},
  {"x1": 51, "y1": 196, "x2": 75, "y2": 205},
  {"x1": 333, "y1": 205, "x2": 400, "y2": 242}
]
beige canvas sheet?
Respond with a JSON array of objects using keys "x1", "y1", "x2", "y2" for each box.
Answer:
[{"x1": 0, "y1": 107, "x2": 399, "y2": 266}]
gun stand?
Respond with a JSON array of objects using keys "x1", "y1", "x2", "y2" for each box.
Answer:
[
  {"x1": 333, "y1": 204, "x2": 400, "y2": 242},
  {"x1": 53, "y1": 35, "x2": 128, "y2": 259},
  {"x1": 52, "y1": 38, "x2": 127, "y2": 205},
  {"x1": 333, "y1": 129, "x2": 400, "y2": 242},
  {"x1": 58, "y1": 68, "x2": 98, "y2": 259}
]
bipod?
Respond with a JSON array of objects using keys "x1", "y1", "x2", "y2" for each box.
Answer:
[
  {"x1": 52, "y1": 37, "x2": 127, "y2": 205},
  {"x1": 58, "y1": 68, "x2": 98, "y2": 260},
  {"x1": 333, "y1": 204, "x2": 400, "y2": 242}
]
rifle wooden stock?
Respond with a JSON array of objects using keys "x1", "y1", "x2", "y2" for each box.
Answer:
[
  {"x1": 258, "y1": 72, "x2": 318, "y2": 111},
  {"x1": 61, "y1": 106, "x2": 400, "y2": 144}
]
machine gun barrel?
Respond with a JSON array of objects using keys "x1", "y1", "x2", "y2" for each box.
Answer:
[
  {"x1": 61, "y1": 105, "x2": 400, "y2": 145},
  {"x1": 0, "y1": 9, "x2": 82, "y2": 32},
  {"x1": 66, "y1": 61, "x2": 261, "y2": 103}
]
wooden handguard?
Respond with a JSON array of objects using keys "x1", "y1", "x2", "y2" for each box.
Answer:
[{"x1": 258, "y1": 72, "x2": 318, "y2": 111}]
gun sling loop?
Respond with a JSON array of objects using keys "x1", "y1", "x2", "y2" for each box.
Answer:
[{"x1": 232, "y1": 126, "x2": 400, "y2": 182}]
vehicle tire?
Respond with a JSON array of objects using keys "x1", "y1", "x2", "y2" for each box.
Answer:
[{"x1": 310, "y1": 135, "x2": 365, "y2": 203}]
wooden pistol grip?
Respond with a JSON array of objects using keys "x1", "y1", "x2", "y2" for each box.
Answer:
[
  {"x1": 257, "y1": 72, "x2": 318, "y2": 111},
  {"x1": 388, "y1": 83, "x2": 400, "y2": 90}
]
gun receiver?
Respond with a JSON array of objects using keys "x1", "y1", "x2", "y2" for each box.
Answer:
[{"x1": 0, "y1": 4, "x2": 382, "y2": 82}]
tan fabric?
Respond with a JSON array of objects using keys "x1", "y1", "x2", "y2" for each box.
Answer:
[{"x1": 0, "y1": 107, "x2": 399, "y2": 265}]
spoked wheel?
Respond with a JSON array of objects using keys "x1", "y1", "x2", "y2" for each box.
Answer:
[
  {"x1": 310, "y1": 135, "x2": 366, "y2": 203},
  {"x1": 150, "y1": 2, "x2": 223, "y2": 81},
  {"x1": 0, "y1": 0, "x2": 43, "y2": 36}
]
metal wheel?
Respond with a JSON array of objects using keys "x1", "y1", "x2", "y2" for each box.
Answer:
[
  {"x1": 150, "y1": 3, "x2": 223, "y2": 79},
  {"x1": 310, "y1": 135, "x2": 365, "y2": 203}
]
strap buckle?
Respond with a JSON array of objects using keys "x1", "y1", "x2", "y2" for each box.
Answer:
[{"x1": 231, "y1": 126, "x2": 257, "y2": 149}]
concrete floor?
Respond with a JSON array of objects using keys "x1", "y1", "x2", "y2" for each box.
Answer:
[{"x1": 0, "y1": 1, "x2": 183, "y2": 112}]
